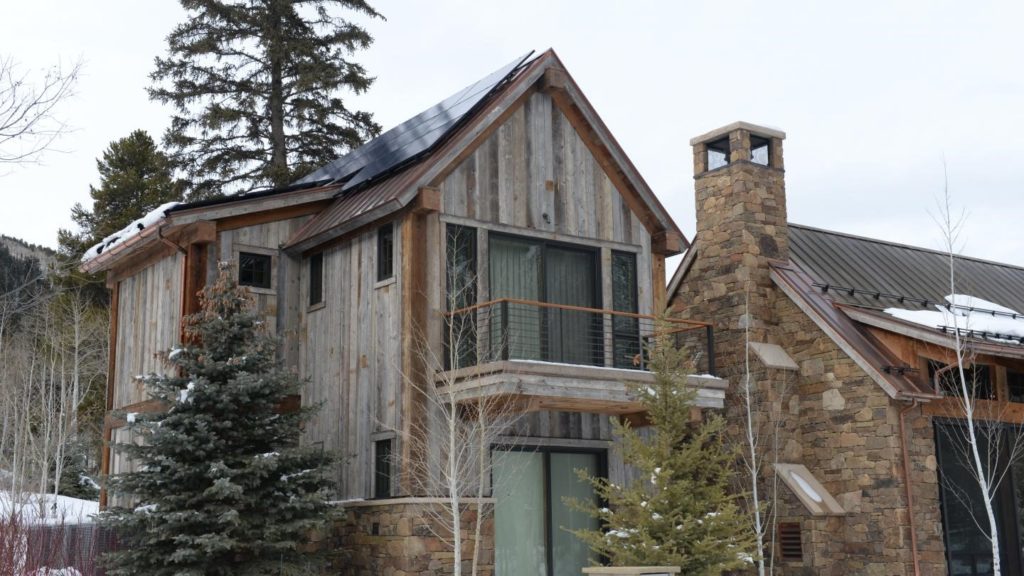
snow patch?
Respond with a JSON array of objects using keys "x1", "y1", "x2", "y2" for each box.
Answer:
[
  {"x1": 0, "y1": 491, "x2": 98, "y2": 525},
  {"x1": 81, "y1": 201, "x2": 180, "y2": 263},
  {"x1": 884, "y1": 294, "x2": 1024, "y2": 344}
]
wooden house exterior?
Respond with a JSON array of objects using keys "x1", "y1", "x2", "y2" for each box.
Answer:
[
  {"x1": 669, "y1": 121, "x2": 1024, "y2": 576},
  {"x1": 84, "y1": 50, "x2": 726, "y2": 575}
]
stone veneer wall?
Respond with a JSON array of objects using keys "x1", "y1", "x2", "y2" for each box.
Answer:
[{"x1": 327, "y1": 500, "x2": 494, "y2": 576}]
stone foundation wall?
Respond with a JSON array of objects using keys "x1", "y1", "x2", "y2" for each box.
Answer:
[{"x1": 327, "y1": 500, "x2": 494, "y2": 576}]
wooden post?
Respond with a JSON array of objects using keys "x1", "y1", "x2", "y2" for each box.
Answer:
[
  {"x1": 400, "y1": 209, "x2": 431, "y2": 495},
  {"x1": 99, "y1": 281, "x2": 120, "y2": 509}
]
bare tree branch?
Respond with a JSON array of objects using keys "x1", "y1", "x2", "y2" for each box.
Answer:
[{"x1": 0, "y1": 56, "x2": 81, "y2": 168}]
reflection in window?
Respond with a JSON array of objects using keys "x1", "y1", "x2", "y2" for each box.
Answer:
[
  {"x1": 928, "y1": 360, "x2": 994, "y2": 400},
  {"x1": 238, "y1": 252, "x2": 272, "y2": 289},
  {"x1": 612, "y1": 251, "x2": 640, "y2": 369}
]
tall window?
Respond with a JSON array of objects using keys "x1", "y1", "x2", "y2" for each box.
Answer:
[
  {"x1": 611, "y1": 251, "x2": 639, "y2": 369},
  {"x1": 308, "y1": 252, "x2": 323, "y2": 306},
  {"x1": 445, "y1": 225, "x2": 477, "y2": 369},
  {"x1": 238, "y1": 252, "x2": 272, "y2": 289},
  {"x1": 374, "y1": 438, "x2": 393, "y2": 499},
  {"x1": 377, "y1": 223, "x2": 394, "y2": 281}
]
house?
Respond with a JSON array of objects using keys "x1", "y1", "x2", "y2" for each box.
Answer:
[
  {"x1": 669, "y1": 121, "x2": 1024, "y2": 575},
  {"x1": 82, "y1": 50, "x2": 729, "y2": 575}
]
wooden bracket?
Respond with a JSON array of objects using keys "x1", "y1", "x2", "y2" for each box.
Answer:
[
  {"x1": 539, "y1": 67, "x2": 569, "y2": 94},
  {"x1": 652, "y1": 230, "x2": 685, "y2": 255},
  {"x1": 412, "y1": 186, "x2": 441, "y2": 214}
]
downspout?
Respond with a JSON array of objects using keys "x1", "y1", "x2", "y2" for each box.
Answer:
[{"x1": 898, "y1": 397, "x2": 922, "y2": 576}]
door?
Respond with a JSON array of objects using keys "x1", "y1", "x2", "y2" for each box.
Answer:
[
  {"x1": 545, "y1": 246, "x2": 598, "y2": 366},
  {"x1": 492, "y1": 449, "x2": 602, "y2": 576}
]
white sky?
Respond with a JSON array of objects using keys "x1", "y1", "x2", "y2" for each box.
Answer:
[{"x1": 2, "y1": 0, "x2": 1023, "y2": 269}]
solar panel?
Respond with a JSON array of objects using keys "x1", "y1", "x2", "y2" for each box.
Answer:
[{"x1": 294, "y1": 52, "x2": 535, "y2": 192}]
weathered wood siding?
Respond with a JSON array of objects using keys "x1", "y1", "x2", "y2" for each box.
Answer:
[
  {"x1": 112, "y1": 254, "x2": 184, "y2": 409},
  {"x1": 299, "y1": 220, "x2": 403, "y2": 499}
]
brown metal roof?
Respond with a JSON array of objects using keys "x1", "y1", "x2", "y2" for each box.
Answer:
[{"x1": 789, "y1": 223, "x2": 1024, "y2": 314}]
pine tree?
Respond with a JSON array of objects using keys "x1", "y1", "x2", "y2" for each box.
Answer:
[
  {"x1": 99, "y1": 265, "x2": 333, "y2": 575},
  {"x1": 150, "y1": 0, "x2": 383, "y2": 199},
  {"x1": 568, "y1": 338, "x2": 755, "y2": 574},
  {"x1": 57, "y1": 129, "x2": 182, "y2": 263}
]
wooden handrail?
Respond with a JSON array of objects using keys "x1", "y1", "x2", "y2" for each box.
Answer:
[{"x1": 441, "y1": 297, "x2": 712, "y2": 329}]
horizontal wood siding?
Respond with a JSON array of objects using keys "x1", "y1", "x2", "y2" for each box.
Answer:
[
  {"x1": 299, "y1": 220, "x2": 402, "y2": 499},
  {"x1": 113, "y1": 253, "x2": 184, "y2": 409}
]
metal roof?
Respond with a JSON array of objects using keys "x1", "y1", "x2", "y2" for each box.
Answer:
[{"x1": 789, "y1": 223, "x2": 1024, "y2": 314}]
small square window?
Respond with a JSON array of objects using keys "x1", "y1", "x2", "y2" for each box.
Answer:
[
  {"x1": 309, "y1": 252, "x2": 324, "y2": 306},
  {"x1": 238, "y1": 252, "x2": 272, "y2": 289},
  {"x1": 751, "y1": 135, "x2": 771, "y2": 166},
  {"x1": 706, "y1": 137, "x2": 730, "y2": 170},
  {"x1": 374, "y1": 438, "x2": 393, "y2": 498},
  {"x1": 377, "y1": 223, "x2": 394, "y2": 282}
]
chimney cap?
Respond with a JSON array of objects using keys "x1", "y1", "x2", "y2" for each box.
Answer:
[{"x1": 689, "y1": 121, "x2": 786, "y2": 147}]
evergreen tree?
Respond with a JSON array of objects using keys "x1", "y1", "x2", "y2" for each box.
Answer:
[
  {"x1": 569, "y1": 338, "x2": 754, "y2": 574},
  {"x1": 150, "y1": 0, "x2": 383, "y2": 198},
  {"x1": 57, "y1": 129, "x2": 182, "y2": 262},
  {"x1": 100, "y1": 266, "x2": 333, "y2": 575}
]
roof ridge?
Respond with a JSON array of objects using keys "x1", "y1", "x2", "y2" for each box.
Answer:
[{"x1": 788, "y1": 222, "x2": 1024, "y2": 273}]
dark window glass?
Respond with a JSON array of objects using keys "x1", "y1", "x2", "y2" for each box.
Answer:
[
  {"x1": 238, "y1": 252, "x2": 272, "y2": 289},
  {"x1": 750, "y1": 135, "x2": 771, "y2": 166},
  {"x1": 928, "y1": 360, "x2": 994, "y2": 400},
  {"x1": 1008, "y1": 371, "x2": 1024, "y2": 403},
  {"x1": 309, "y1": 252, "x2": 323, "y2": 306},
  {"x1": 377, "y1": 223, "x2": 394, "y2": 282},
  {"x1": 611, "y1": 251, "x2": 640, "y2": 369},
  {"x1": 706, "y1": 137, "x2": 729, "y2": 170},
  {"x1": 374, "y1": 438, "x2": 392, "y2": 498},
  {"x1": 445, "y1": 225, "x2": 477, "y2": 370}
]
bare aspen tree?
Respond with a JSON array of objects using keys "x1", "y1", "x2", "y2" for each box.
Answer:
[
  {"x1": 392, "y1": 242, "x2": 522, "y2": 576},
  {"x1": 0, "y1": 56, "x2": 81, "y2": 167}
]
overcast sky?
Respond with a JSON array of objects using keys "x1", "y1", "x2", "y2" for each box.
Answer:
[{"x1": 2, "y1": 0, "x2": 1023, "y2": 269}]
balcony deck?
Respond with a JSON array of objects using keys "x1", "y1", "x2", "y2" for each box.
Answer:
[{"x1": 438, "y1": 299, "x2": 727, "y2": 414}]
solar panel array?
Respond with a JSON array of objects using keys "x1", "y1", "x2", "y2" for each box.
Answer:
[{"x1": 294, "y1": 52, "x2": 535, "y2": 192}]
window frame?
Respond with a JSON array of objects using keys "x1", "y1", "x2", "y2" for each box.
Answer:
[{"x1": 236, "y1": 248, "x2": 276, "y2": 294}]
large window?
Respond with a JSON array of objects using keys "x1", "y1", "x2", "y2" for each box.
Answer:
[
  {"x1": 492, "y1": 448, "x2": 602, "y2": 576},
  {"x1": 488, "y1": 235, "x2": 600, "y2": 365},
  {"x1": 611, "y1": 251, "x2": 640, "y2": 369},
  {"x1": 936, "y1": 421, "x2": 1024, "y2": 574},
  {"x1": 445, "y1": 224, "x2": 477, "y2": 370}
]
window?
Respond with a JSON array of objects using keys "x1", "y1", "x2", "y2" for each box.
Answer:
[
  {"x1": 374, "y1": 438, "x2": 393, "y2": 498},
  {"x1": 308, "y1": 252, "x2": 323, "y2": 307},
  {"x1": 1008, "y1": 371, "x2": 1024, "y2": 403},
  {"x1": 493, "y1": 449, "x2": 602, "y2": 575},
  {"x1": 238, "y1": 252, "x2": 272, "y2": 289},
  {"x1": 377, "y1": 223, "x2": 394, "y2": 281},
  {"x1": 929, "y1": 360, "x2": 994, "y2": 400},
  {"x1": 611, "y1": 251, "x2": 640, "y2": 369},
  {"x1": 706, "y1": 136, "x2": 730, "y2": 170},
  {"x1": 445, "y1": 225, "x2": 477, "y2": 369},
  {"x1": 750, "y1": 134, "x2": 771, "y2": 166}
]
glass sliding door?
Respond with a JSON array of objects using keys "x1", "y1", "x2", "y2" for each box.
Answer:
[
  {"x1": 489, "y1": 234, "x2": 601, "y2": 365},
  {"x1": 493, "y1": 448, "x2": 603, "y2": 576},
  {"x1": 546, "y1": 246, "x2": 599, "y2": 366},
  {"x1": 489, "y1": 235, "x2": 543, "y2": 361}
]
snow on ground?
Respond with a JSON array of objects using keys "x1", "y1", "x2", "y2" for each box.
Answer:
[
  {"x1": 81, "y1": 201, "x2": 180, "y2": 263},
  {"x1": 884, "y1": 294, "x2": 1024, "y2": 344},
  {"x1": 0, "y1": 491, "x2": 99, "y2": 525}
]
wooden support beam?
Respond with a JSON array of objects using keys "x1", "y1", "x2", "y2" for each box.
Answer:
[
  {"x1": 652, "y1": 230, "x2": 685, "y2": 255},
  {"x1": 399, "y1": 212, "x2": 429, "y2": 495},
  {"x1": 539, "y1": 67, "x2": 569, "y2": 94},
  {"x1": 412, "y1": 186, "x2": 441, "y2": 214},
  {"x1": 216, "y1": 200, "x2": 331, "y2": 232},
  {"x1": 99, "y1": 281, "x2": 120, "y2": 509},
  {"x1": 652, "y1": 253, "x2": 666, "y2": 315}
]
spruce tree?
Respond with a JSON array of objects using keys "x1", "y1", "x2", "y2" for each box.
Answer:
[
  {"x1": 150, "y1": 0, "x2": 383, "y2": 198},
  {"x1": 100, "y1": 266, "x2": 333, "y2": 575},
  {"x1": 569, "y1": 338, "x2": 754, "y2": 574}
]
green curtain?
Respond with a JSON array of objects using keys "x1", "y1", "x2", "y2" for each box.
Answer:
[{"x1": 489, "y1": 236, "x2": 542, "y2": 360}]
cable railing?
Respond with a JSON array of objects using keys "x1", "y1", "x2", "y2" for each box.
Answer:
[{"x1": 441, "y1": 298, "x2": 715, "y2": 375}]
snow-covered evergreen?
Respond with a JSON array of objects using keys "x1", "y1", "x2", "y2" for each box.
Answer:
[{"x1": 100, "y1": 265, "x2": 333, "y2": 575}]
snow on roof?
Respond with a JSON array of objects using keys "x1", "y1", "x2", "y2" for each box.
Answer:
[
  {"x1": 884, "y1": 294, "x2": 1024, "y2": 345},
  {"x1": 81, "y1": 201, "x2": 180, "y2": 263},
  {"x1": 0, "y1": 491, "x2": 99, "y2": 525}
]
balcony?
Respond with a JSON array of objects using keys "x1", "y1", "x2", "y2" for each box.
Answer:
[{"x1": 435, "y1": 299, "x2": 727, "y2": 414}]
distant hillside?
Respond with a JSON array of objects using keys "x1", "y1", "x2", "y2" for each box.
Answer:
[{"x1": 0, "y1": 235, "x2": 56, "y2": 270}]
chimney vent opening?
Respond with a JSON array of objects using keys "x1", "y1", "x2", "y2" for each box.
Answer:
[
  {"x1": 751, "y1": 134, "x2": 771, "y2": 166},
  {"x1": 706, "y1": 137, "x2": 730, "y2": 170}
]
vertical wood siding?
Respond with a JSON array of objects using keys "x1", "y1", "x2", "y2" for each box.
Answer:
[
  {"x1": 299, "y1": 221, "x2": 403, "y2": 499},
  {"x1": 113, "y1": 253, "x2": 184, "y2": 409}
]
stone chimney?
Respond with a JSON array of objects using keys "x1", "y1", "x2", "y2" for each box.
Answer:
[{"x1": 686, "y1": 121, "x2": 788, "y2": 340}]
